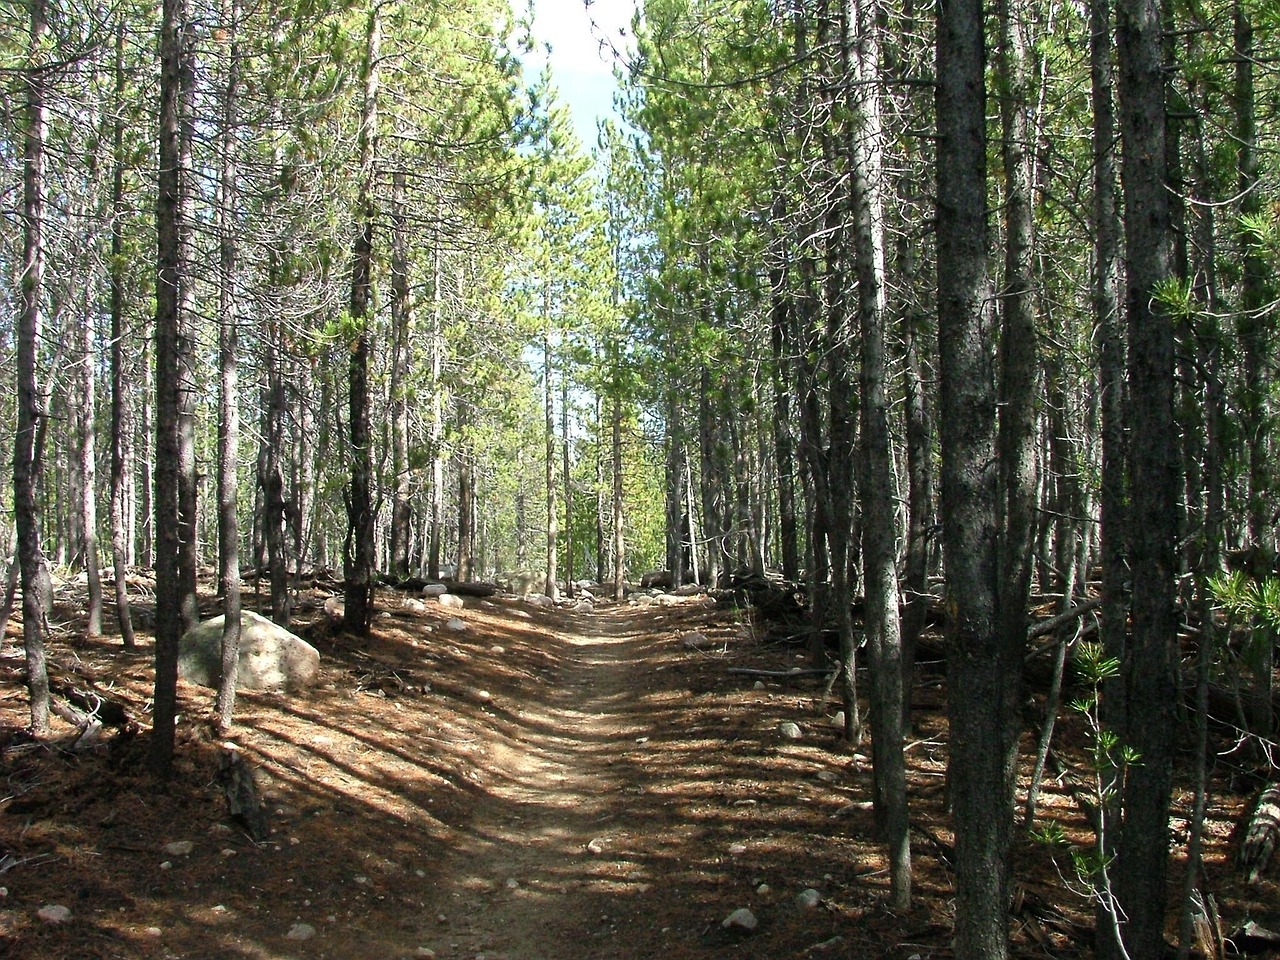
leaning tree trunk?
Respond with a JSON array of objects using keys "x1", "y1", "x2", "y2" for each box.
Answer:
[
  {"x1": 16, "y1": 0, "x2": 51, "y2": 736},
  {"x1": 343, "y1": 4, "x2": 381, "y2": 637}
]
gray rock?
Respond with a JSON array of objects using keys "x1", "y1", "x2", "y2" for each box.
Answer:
[
  {"x1": 446, "y1": 618, "x2": 467, "y2": 632},
  {"x1": 778, "y1": 721, "x2": 803, "y2": 740},
  {"x1": 831, "y1": 711, "x2": 846, "y2": 728},
  {"x1": 574, "y1": 600, "x2": 594, "y2": 613},
  {"x1": 163, "y1": 840, "x2": 195, "y2": 856},
  {"x1": 681, "y1": 632, "x2": 714, "y2": 651},
  {"x1": 37, "y1": 904, "x2": 72, "y2": 924},
  {"x1": 178, "y1": 612, "x2": 319, "y2": 692},
  {"x1": 721, "y1": 907, "x2": 758, "y2": 932},
  {"x1": 527, "y1": 594, "x2": 554, "y2": 609},
  {"x1": 796, "y1": 888, "x2": 822, "y2": 909},
  {"x1": 438, "y1": 593, "x2": 464, "y2": 610},
  {"x1": 286, "y1": 922, "x2": 316, "y2": 940},
  {"x1": 422, "y1": 583, "x2": 448, "y2": 597}
]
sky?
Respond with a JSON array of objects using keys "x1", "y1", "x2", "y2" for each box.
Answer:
[{"x1": 522, "y1": 0, "x2": 639, "y2": 148}]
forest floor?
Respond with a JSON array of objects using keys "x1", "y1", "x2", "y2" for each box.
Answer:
[{"x1": 0, "y1": 578, "x2": 1275, "y2": 959}]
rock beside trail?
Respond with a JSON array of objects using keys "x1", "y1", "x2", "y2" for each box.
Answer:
[
  {"x1": 422, "y1": 583, "x2": 448, "y2": 597},
  {"x1": 286, "y1": 922, "x2": 316, "y2": 940},
  {"x1": 437, "y1": 593, "x2": 464, "y2": 610},
  {"x1": 778, "y1": 721, "x2": 803, "y2": 740},
  {"x1": 37, "y1": 904, "x2": 72, "y2": 924},
  {"x1": 796, "y1": 888, "x2": 822, "y2": 909},
  {"x1": 722, "y1": 907, "x2": 758, "y2": 932},
  {"x1": 178, "y1": 612, "x2": 319, "y2": 692},
  {"x1": 681, "y1": 632, "x2": 714, "y2": 651}
]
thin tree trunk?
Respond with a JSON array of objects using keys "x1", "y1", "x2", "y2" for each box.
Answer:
[
  {"x1": 612, "y1": 389, "x2": 626, "y2": 600},
  {"x1": 562, "y1": 369, "x2": 574, "y2": 598},
  {"x1": 215, "y1": 0, "x2": 242, "y2": 730},
  {"x1": 544, "y1": 319, "x2": 560, "y2": 600},
  {"x1": 176, "y1": 22, "x2": 199, "y2": 633},
  {"x1": 16, "y1": 0, "x2": 51, "y2": 735},
  {"x1": 389, "y1": 170, "x2": 412, "y2": 580},
  {"x1": 152, "y1": 0, "x2": 190, "y2": 774},
  {"x1": 343, "y1": 4, "x2": 381, "y2": 636},
  {"x1": 852, "y1": 0, "x2": 909, "y2": 907},
  {"x1": 109, "y1": 18, "x2": 136, "y2": 650}
]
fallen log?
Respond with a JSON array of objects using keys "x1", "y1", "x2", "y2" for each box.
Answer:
[
  {"x1": 727, "y1": 667, "x2": 832, "y2": 679},
  {"x1": 1239, "y1": 782, "x2": 1280, "y2": 884}
]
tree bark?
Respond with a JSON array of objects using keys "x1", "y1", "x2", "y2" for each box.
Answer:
[
  {"x1": 343, "y1": 4, "x2": 381, "y2": 636},
  {"x1": 389, "y1": 170, "x2": 412, "y2": 580},
  {"x1": 544, "y1": 319, "x2": 560, "y2": 600},
  {"x1": 152, "y1": 0, "x2": 191, "y2": 774},
  {"x1": 215, "y1": 0, "x2": 242, "y2": 731},
  {"x1": 109, "y1": 18, "x2": 136, "y2": 650},
  {"x1": 16, "y1": 0, "x2": 51, "y2": 736},
  {"x1": 851, "y1": 0, "x2": 909, "y2": 908},
  {"x1": 936, "y1": 0, "x2": 1012, "y2": 955},
  {"x1": 1109, "y1": 0, "x2": 1179, "y2": 951}
]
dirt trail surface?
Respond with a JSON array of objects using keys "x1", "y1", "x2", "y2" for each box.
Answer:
[{"x1": 0, "y1": 586, "x2": 1267, "y2": 959}]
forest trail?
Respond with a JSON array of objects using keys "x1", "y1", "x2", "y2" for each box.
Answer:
[{"x1": 420, "y1": 607, "x2": 668, "y2": 959}]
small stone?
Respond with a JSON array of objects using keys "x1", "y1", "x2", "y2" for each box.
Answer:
[
  {"x1": 832, "y1": 711, "x2": 846, "y2": 728},
  {"x1": 221, "y1": 848, "x2": 237, "y2": 858},
  {"x1": 286, "y1": 922, "x2": 316, "y2": 940},
  {"x1": 476, "y1": 690, "x2": 492, "y2": 702},
  {"x1": 574, "y1": 600, "x2": 594, "y2": 613},
  {"x1": 490, "y1": 645, "x2": 505, "y2": 654},
  {"x1": 446, "y1": 618, "x2": 466, "y2": 632},
  {"x1": 143, "y1": 926, "x2": 162, "y2": 937},
  {"x1": 809, "y1": 935, "x2": 846, "y2": 952},
  {"x1": 422, "y1": 583, "x2": 447, "y2": 597},
  {"x1": 37, "y1": 904, "x2": 72, "y2": 924},
  {"x1": 159, "y1": 861, "x2": 173, "y2": 870},
  {"x1": 586, "y1": 838, "x2": 606, "y2": 854},
  {"x1": 753, "y1": 681, "x2": 766, "y2": 690},
  {"x1": 527, "y1": 594, "x2": 554, "y2": 609},
  {"x1": 164, "y1": 840, "x2": 195, "y2": 856},
  {"x1": 756, "y1": 883, "x2": 770, "y2": 895},
  {"x1": 728, "y1": 843, "x2": 748, "y2": 855},
  {"x1": 211, "y1": 904, "x2": 228, "y2": 913},
  {"x1": 778, "y1": 721, "x2": 803, "y2": 740},
  {"x1": 796, "y1": 888, "x2": 822, "y2": 909},
  {"x1": 816, "y1": 770, "x2": 839, "y2": 782},
  {"x1": 721, "y1": 907, "x2": 758, "y2": 932},
  {"x1": 414, "y1": 949, "x2": 437, "y2": 959},
  {"x1": 438, "y1": 594, "x2": 464, "y2": 610},
  {"x1": 681, "y1": 632, "x2": 713, "y2": 651},
  {"x1": 505, "y1": 878, "x2": 520, "y2": 889}
]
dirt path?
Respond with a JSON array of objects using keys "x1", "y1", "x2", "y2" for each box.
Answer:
[{"x1": 423, "y1": 608, "x2": 661, "y2": 959}]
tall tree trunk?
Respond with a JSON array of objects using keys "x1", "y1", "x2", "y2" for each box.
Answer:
[
  {"x1": 1109, "y1": 0, "x2": 1179, "y2": 952},
  {"x1": 936, "y1": 0, "x2": 1010, "y2": 955},
  {"x1": 343, "y1": 4, "x2": 381, "y2": 636},
  {"x1": 768, "y1": 222, "x2": 800, "y2": 583},
  {"x1": 544, "y1": 320, "x2": 560, "y2": 600},
  {"x1": 176, "y1": 22, "x2": 199, "y2": 633},
  {"x1": 215, "y1": 0, "x2": 242, "y2": 729},
  {"x1": 458, "y1": 445, "x2": 475, "y2": 582},
  {"x1": 562, "y1": 369, "x2": 574, "y2": 598},
  {"x1": 851, "y1": 0, "x2": 909, "y2": 908},
  {"x1": 16, "y1": 0, "x2": 51, "y2": 735},
  {"x1": 389, "y1": 170, "x2": 412, "y2": 580},
  {"x1": 1089, "y1": 3, "x2": 1128, "y2": 943},
  {"x1": 699, "y1": 365, "x2": 722, "y2": 586},
  {"x1": 428, "y1": 240, "x2": 445, "y2": 580},
  {"x1": 612, "y1": 389, "x2": 626, "y2": 600},
  {"x1": 80, "y1": 249, "x2": 103, "y2": 639},
  {"x1": 152, "y1": 0, "x2": 191, "y2": 774},
  {"x1": 109, "y1": 18, "x2": 136, "y2": 650}
]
